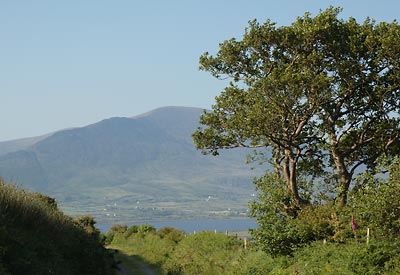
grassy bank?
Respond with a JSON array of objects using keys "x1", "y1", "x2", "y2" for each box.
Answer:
[
  {"x1": 0, "y1": 179, "x2": 114, "y2": 275},
  {"x1": 106, "y1": 224, "x2": 400, "y2": 275}
]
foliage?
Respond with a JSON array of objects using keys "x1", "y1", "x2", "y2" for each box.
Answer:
[
  {"x1": 238, "y1": 250, "x2": 277, "y2": 275},
  {"x1": 111, "y1": 223, "x2": 128, "y2": 233},
  {"x1": 249, "y1": 172, "x2": 303, "y2": 256},
  {"x1": 31, "y1": 192, "x2": 58, "y2": 209},
  {"x1": 110, "y1": 226, "x2": 176, "y2": 271},
  {"x1": 74, "y1": 215, "x2": 101, "y2": 236},
  {"x1": 109, "y1": 225, "x2": 250, "y2": 275},
  {"x1": 109, "y1": 224, "x2": 400, "y2": 274},
  {"x1": 0, "y1": 179, "x2": 114, "y2": 275},
  {"x1": 193, "y1": 6, "x2": 400, "y2": 210},
  {"x1": 250, "y1": 172, "x2": 338, "y2": 256},
  {"x1": 138, "y1": 224, "x2": 156, "y2": 236},
  {"x1": 157, "y1": 226, "x2": 185, "y2": 243},
  {"x1": 106, "y1": 161, "x2": 400, "y2": 273},
  {"x1": 124, "y1": 224, "x2": 139, "y2": 239},
  {"x1": 271, "y1": 240, "x2": 400, "y2": 274},
  {"x1": 193, "y1": 6, "x2": 400, "y2": 263},
  {"x1": 249, "y1": 158, "x2": 400, "y2": 257},
  {"x1": 349, "y1": 240, "x2": 400, "y2": 274},
  {"x1": 104, "y1": 224, "x2": 130, "y2": 244},
  {"x1": 347, "y1": 158, "x2": 400, "y2": 239},
  {"x1": 164, "y1": 231, "x2": 243, "y2": 275}
]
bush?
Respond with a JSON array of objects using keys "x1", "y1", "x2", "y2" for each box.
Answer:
[
  {"x1": 104, "y1": 160, "x2": 400, "y2": 274},
  {"x1": 104, "y1": 224, "x2": 128, "y2": 244},
  {"x1": 138, "y1": 224, "x2": 156, "y2": 236},
  {"x1": 239, "y1": 250, "x2": 276, "y2": 275},
  {"x1": 251, "y1": 159, "x2": 400, "y2": 257},
  {"x1": 0, "y1": 179, "x2": 114, "y2": 275},
  {"x1": 157, "y1": 227, "x2": 185, "y2": 243},
  {"x1": 164, "y1": 231, "x2": 243, "y2": 275},
  {"x1": 110, "y1": 224, "x2": 128, "y2": 234},
  {"x1": 110, "y1": 228, "x2": 176, "y2": 270},
  {"x1": 350, "y1": 240, "x2": 400, "y2": 274},
  {"x1": 347, "y1": 161, "x2": 400, "y2": 240},
  {"x1": 74, "y1": 215, "x2": 101, "y2": 236},
  {"x1": 124, "y1": 224, "x2": 139, "y2": 239}
]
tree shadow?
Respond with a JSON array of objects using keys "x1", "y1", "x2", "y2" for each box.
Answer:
[{"x1": 109, "y1": 248, "x2": 161, "y2": 275}]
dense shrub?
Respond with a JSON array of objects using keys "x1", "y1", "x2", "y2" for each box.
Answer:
[
  {"x1": 349, "y1": 240, "x2": 400, "y2": 274},
  {"x1": 109, "y1": 226, "x2": 252, "y2": 275},
  {"x1": 157, "y1": 227, "x2": 185, "y2": 243},
  {"x1": 164, "y1": 231, "x2": 243, "y2": 275},
  {"x1": 346, "y1": 160, "x2": 400, "y2": 240},
  {"x1": 250, "y1": 159, "x2": 400, "y2": 257},
  {"x1": 109, "y1": 224, "x2": 400, "y2": 275},
  {"x1": 0, "y1": 179, "x2": 114, "y2": 275},
  {"x1": 110, "y1": 224, "x2": 129, "y2": 233},
  {"x1": 138, "y1": 224, "x2": 156, "y2": 236},
  {"x1": 249, "y1": 172, "x2": 304, "y2": 256},
  {"x1": 110, "y1": 227, "x2": 176, "y2": 271},
  {"x1": 74, "y1": 214, "x2": 102, "y2": 235},
  {"x1": 104, "y1": 223, "x2": 129, "y2": 244},
  {"x1": 238, "y1": 250, "x2": 277, "y2": 275},
  {"x1": 124, "y1": 224, "x2": 139, "y2": 239}
]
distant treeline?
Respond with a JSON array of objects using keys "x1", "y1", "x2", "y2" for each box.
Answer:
[{"x1": 0, "y1": 179, "x2": 115, "y2": 275}]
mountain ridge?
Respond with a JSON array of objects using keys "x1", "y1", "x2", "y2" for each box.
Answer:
[{"x1": 0, "y1": 106, "x2": 261, "y2": 224}]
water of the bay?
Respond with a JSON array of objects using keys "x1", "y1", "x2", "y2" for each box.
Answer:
[{"x1": 98, "y1": 218, "x2": 257, "y2": 233}]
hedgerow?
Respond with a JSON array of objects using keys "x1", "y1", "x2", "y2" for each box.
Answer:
[{"x1": 0, "y1": 179, "x2": 114, "y2": 275}]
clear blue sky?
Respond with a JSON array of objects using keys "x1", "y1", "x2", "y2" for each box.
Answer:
[{"x1": 1, "y1": 0, "x2": 399, "y2": 141}]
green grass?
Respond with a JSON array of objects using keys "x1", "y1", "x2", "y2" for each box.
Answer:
[
  {"x1": 107, "y1": 225, "x2": 400, "y2": 275},
  {"x1": 0, "y1": 178, "x2": 114, "y2": 275}
]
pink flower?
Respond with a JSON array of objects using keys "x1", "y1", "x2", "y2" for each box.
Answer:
[{"x1": 351, "y1": 215, "x2": 356, "y2": 231}]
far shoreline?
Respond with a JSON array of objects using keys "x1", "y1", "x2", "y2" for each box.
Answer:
[{"x1": 97, "y1": 217, "x2": 257, "y2": 233}]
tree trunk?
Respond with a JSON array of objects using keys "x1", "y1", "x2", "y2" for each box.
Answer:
[
  {"x1": 289, "y1": 157, "x2": 309, "y2": 208},
  {"x1": 331, "y1": 148, "x2": 351, "y2": 207},
  {"x1": 283, "y1": 148, "x2": 309, "y2": 208}
]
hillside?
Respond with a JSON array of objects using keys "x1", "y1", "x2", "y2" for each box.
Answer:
[
  {"x1": 0, "y1": 106, "x2": 262, "y2": 224},
  {"x1": 0, "y1": 179, "x2": 114, "y2": 275}
]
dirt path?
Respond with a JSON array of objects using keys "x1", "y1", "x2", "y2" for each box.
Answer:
[
  {"x1": 116, "y1": 263, "x2": 129, "y2": 275},
  {"x1": 110, "y1": 247, "x2": 159, "y2": 275},
  {"x1": 126, "y1": 257, "x2": 158, "y2": 275}
]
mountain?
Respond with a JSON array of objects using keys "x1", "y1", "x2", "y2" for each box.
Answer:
[
  {"x1": 0, "y1": 107, "x2": 262, "y2": 224},
  {"x1": 0, "y1": 133, "x2": 52, "y2": 156}
]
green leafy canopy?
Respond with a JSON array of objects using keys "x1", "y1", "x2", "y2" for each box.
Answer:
[{"x1": 193, "y1": 6, "x2": 400, "y2": 209}]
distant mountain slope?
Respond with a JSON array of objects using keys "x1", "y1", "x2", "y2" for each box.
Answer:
[
  {"x1": 0, "y1": 133, "x2": 53, "y2": 156},
  {"x1": 0, "y1": 107, "x2": 262, "y2": 224}
]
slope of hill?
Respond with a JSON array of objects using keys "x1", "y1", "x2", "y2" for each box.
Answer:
[
  {"x1": 0, "y1": 107, "x2": 262, "y2": 224},
  {"x1": 0, "y1": 133, "x2": 52, "y2": 156},
  {"x1": 0, "y1": 179, "x2": 114, "y2": 275}
]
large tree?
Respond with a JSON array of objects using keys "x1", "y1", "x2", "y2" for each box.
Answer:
[
  {"x1": 310, "y1": 12, "x2": 400, "y2": 205},
  {"x1": 193, "y1": 7, "x2": 400, "y2": 209}
]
